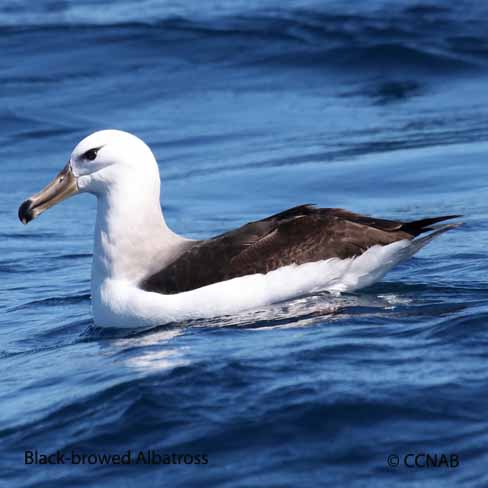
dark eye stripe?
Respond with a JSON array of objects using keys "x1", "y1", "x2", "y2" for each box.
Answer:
[{"x1": 83, "y1": 147, "x2": 102, "y2": 161}]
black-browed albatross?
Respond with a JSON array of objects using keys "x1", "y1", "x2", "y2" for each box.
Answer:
[{"x1": 19, "y1": 130, "x2": 461, "y2": 328}]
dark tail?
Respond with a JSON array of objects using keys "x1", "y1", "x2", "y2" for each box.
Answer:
[{"x1": 402, "y1": 214, "x2": 463, "y2": 237}]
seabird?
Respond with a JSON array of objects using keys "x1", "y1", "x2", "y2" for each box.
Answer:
[{"x1": 18, "y1": 130, "x2": 461, "y2": 328}]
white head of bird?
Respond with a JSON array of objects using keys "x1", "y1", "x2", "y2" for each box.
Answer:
[{"x1": 19, "y1": 130, "x2": 189, "y2": 282}]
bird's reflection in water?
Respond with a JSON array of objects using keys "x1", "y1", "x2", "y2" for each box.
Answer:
[{"x1": 110, "y1": 328, "x2": 188, "y2": 372}]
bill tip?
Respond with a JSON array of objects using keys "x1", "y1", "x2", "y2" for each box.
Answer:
[{"x1": 18, "y1": 199, "x2": 33, "y2": 225}]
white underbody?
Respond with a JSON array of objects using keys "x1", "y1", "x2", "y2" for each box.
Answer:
[{"x1": 92, "y1": 237, "x2": 426, "y2": 328}]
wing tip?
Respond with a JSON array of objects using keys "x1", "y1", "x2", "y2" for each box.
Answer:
[{"x1": 404, "y1": 214, "x2": 464, "y2": 236}]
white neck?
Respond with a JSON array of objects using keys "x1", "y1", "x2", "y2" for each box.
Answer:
[{"x1": 91, "y1": 177, "x2": 192, "y2": 287}]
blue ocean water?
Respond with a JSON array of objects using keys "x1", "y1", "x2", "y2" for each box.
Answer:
[{"x1": 1, "y1": 0, "x2": 488, "y2": 486}]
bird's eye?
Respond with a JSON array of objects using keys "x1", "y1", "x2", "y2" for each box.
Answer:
[{"x1": 83, "y1": 147, "x2": 100, "y2": 161}]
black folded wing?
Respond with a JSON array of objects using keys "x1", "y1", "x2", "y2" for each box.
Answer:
[{"x1": 140, "y1": 205, "x2": 460, "y2": 294}]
